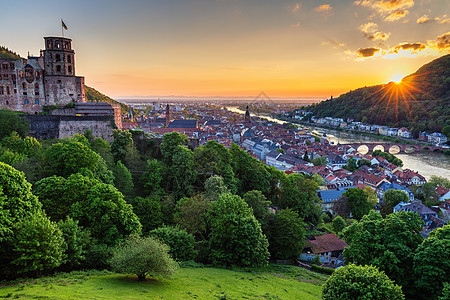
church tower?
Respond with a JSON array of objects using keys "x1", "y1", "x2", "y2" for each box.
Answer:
[
  {"x1": 244, "y1": 105, "x2": 251, "y2": 124},
  {"x1": 165, "y1": 104, "x2": 171, "y2": 127},
  {"x1": 43, "y1": 37, "x2": 75, "y2": 76}
]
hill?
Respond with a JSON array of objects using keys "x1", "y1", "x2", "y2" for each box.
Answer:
[
  {"x1": 306, "y1": 54, "x2": 450, "y2": 137},
  {"x1": 85, "y1": 85, "x2": 129, "y2": 114},
  {"x1": 0, "y1": 265, "x2": 327, "y2": 299},
  {"x1": 0, "y1": 46, "x2": 21, "y2": 60}
]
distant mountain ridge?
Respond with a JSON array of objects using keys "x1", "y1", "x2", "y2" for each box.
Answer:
[
  {"x1": 306, "y1": 54, "x2": 450, "y2": 137},
  {"x1": 0, "y1": 46, "x2": 21, "y2": 60}
]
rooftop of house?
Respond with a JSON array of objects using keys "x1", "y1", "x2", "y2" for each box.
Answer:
[{"x1": 307, "y1": 233, "x2": 349, "y2": 254}]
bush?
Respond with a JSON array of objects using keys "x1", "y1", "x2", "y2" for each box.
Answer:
[
  {"x1": 322, "y1": 264, "x2": 404, "y2": 300},
  {"x1": 149, "y1": 226, "x2": 197, "y2": 261},
  {"x1": 311, "y1": 264, "x2": 334, "y2": 275},
  {"x1": 110, "y1": 235, "x2": 178, "y2": 281}
]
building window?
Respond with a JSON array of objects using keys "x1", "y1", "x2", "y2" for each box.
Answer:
[
  {"x1": 35, "y1": 99, "x2": 39, "y2": 104},
  {"x1": 24, "y1": 99, "x2": 28, "y2": 104},
  {"x1": 22, "y1": 82, "x2": 27, "y2": 89},
  {"x1": 67, "y1": 55, "x2": 72, "y2": 63},
  {"x1": 6, "y1": 86, "x2": 10, "y2": 95},
  {"x1": 56, "y1": 54, "x2": 61, "y2": 62},
  {"x1": 36, "y1": 71, "x2": 40, "y2": 78},
  {"x1": 0, "y1": 86, "x2": 3, "y2": 95},
  {"x1": 56, "y1": 42, "x2": 60, "y2": 49},
  {"x1": 35, "y1": 83, "x2": 39, "y2": 95},
  {"x1": 56, "y1": 65, "x2": 61, "y2": 72},
  {"x1": 68, "y1": 66, "x2": 72, "y2": 74},
  {"x1": 19, "y1": 70, "x2": 23, "y2": 78},
  {"x1": 47, "y1": 40, "x2": 52, "y2": 48}
]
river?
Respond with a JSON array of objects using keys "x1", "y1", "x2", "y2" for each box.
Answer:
[{"x1": 226, "y1": 106, "x2": 450, "y2": 180}]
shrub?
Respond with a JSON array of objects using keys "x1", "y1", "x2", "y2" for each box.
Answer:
[
  {"x1": 110, "y1": 235, "x2": 178, "y2": 281},
  {"x1": 149, "y1": 226, "x2": 197, "y2": 261}
]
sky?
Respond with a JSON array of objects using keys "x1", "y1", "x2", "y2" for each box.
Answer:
[{"x1": 1, "y1": 0, "x2": 449, "y2": 100}]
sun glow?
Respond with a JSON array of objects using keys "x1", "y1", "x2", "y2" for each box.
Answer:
[{"x1": 390, "y1": 74, "x2": 404, "y2": 84}]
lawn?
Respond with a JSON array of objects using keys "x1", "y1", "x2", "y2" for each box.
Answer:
[{"x1": 0, "y1": 264, "x2": 327, "y2": 299}]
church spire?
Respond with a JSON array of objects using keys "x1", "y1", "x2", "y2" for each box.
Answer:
[
  {"x1": 245, "y1": 105, "x2": 251, "y2": 123},
  {"x1": 165, "y1": 104, "x2": 171, "y2": 127}
]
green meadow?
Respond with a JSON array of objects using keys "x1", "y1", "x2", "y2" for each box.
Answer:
[{"x1": 0, "y1": 265, "x2": 327, "y2": 299}]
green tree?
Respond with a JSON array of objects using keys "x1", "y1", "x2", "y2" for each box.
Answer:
[
  {"x1": 174, "y1": 193, "x2": 210, "y2": 240},
  {"x1": 0, "y1": 109, "x2": 28, "y2": 139},
  {"x1": 45, "y1": 139, "x2": 113, "y2": 184},
  {"x1": 342, "y1": 210, "x2": 424, "y2": 292},
  {"x1": 322, "y1": 264, "x2": 404, "y2": 300},
  {"x1": 169, "y1": 145, "x2": 197, "y2": 199},
  {"x1": 111, "y1": 130, "x2": 133, "y2": 163},
  {"x1": 11, "y1": 210, "x2": 64, "y2": 277},
  {"x1": 332, "y1": 216, "x2": 347, "y2": 234},
  {"x1": 113, "y1": 160, "x2": 134, "y2": 197},
  {"x1": 160, "y1": 131, "x2": 189, "y2": 166},
  {"x1": 110, "y1": 235, "x2": 178, "y2": 281},
  {"x1": 150, "y1": 226, "x2": 197, "y2": 261},
  {"x1": 343, "y1": 157, "x2": 358, "y2": 172},
  {"x1": 312, "y1": 156, "x2": 328, "y2": 166},
  {"x1": 2, "y1": 131, "x2": 40, "y2": 157},
  {"x1": 132, "y1": 196, "x2": 163, "y2": 235},
  {"x1": 140, "y1": 159, "x2": 165, "y2": 196},
  {"x1": 382, "y1": 189, "x2": 409, "y2": 216},
  {"x1": 357, "y1": 159, "x2": 371, "y2": 168},
  {"x1": 90, "y1": 137, "x2": 114, "y2": 167},
  {"x1": 343, "y1": 188, "x2": 372, "y2": 219},
  {"x1": 268, "y1": 208, "x2": 305, "y2": 260},
  {"x1": 57, "y1": 217, "x2": 91, "y2": 270},
  {"x1": 414, "y1": 225, "x2": 450, "y2": 300},
  {"x1": 204, "y1": 175, "x2": 229, "y2": 202},
  {"x1": 442, "y1": 124, "x2": 450, "y2": 139},
  {"x1": 429, "y1": 176, "x2": 450, "y2": 189},
  {"x1": 208, "y1": 193, "x2": 269, "y2": 267},
  {"x1": 242, "y1": 190, "x2": 271, "y2": 223},
  {"x1": 194, "y1": 141, "x2": 237, "y2": 193}
]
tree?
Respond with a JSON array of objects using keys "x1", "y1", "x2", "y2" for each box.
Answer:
[
  {"x1": 268, "y1": 208, "x2": 305, "y2": 260},
  {"x1": 132, "y1": 196, "x2": 163, "y2": 235},
  {"x1": 357, "y1": 159, "x2": 371, "y2": 168},
  {"x1": 2, "y1": 131, "x2": 40, "y2": 157},
  {"x1": 343, "y1": 157, "x2": 358, "y2": 172},
  {"x1": 312, "y1": 156, "x2": 328, "y2": 166},
  {"x1": 11, "y1": 210, "x2": 65, "y2": 277},
  {"x1": 332, "y1": 195, "x2": 351, "y2": 218},
  {"x1": 242, "y1": 190, "x2": 271, "y2": 223},
  {"x1": 111, "y1": 130, "x2": 133, "y2": 163},
  {"x1": 90, "y1": 137, "x2": 114, "y2": 167},
  {"x1": 322, "y1": 264, "x2": 404, "y2": 300},
  {"x1": 332, "y1": 216, "x2": 347, "y2": 234},
  {"x1": 174, "y1": 193, "x2": 210, "y2": 240},
  {"x1": 150, "y1": 226, "x2": 197, "y2": 261},
  {"x1": 413, "y1": 225, "x2": 450, "y2": 300},
  {"x1": 204, "y1": 175, "x2": 229, "y2": 202},
  {"x1": 442, "y1": 124, "x2": 450, "y2": 139},
  {"x1": 343, "y1": 188, "x2": 372, "y2": 220},
  {"x1": 429, "y1": 176, "x2": 450, "y2": 189},
  {"x1": 44, "y1": 139, "x2": 113, "y2": 184},
  {"x1": 382, "y1": 189, "x2": 409, "y2": 216},
  {"x1": 112, "y1": 160, "x2": 134, "y2": 197},
  {"x1": 208, "y1": 193, "x2": 269, "y2": 267},
  {"x1": 110, "y1": 235, "x2": 178, "y2": 281},
  {"x1": 342, "y1": 210, "x2": 424, "y2": 292},
  {"x1": 0, "y1": 109, "x2": 28, "y2": 139},
  {"x1": 57, "y1": 217, "x2": 91, "y2": 270},
  {"x1": 140, "y1": 159, "x2": 165, "y2": 196},
  {"x1": 169, "y1": 145, "x2": 197, "y2": 199},
  {"x1": 160, "y1": 131, "x2": 189, "y2": 166}
]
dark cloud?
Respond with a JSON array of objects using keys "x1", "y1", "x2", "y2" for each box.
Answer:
[
  {"x1": 393, "y1": 42, "x2": 426, "y2": 52},
  {"x1": 436, "y1": 32, "x2": 450, "y2": 49},
  {"x1": 357, "y1": 47, "x2": 380, "y2": 57}
]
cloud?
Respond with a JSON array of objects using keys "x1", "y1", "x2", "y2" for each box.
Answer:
[
  {"x1": 314, "y1": 4, "x2": 332, "y2": 13},
  {"x1": 292, "y1": 2, "x2": 301, "y2": 13},
  {"x1": 322, "y1": 40, "x2": 345, "y2": 48},
  {"x1": 360, "y1": 22, "x2": 391, "y2": 41},
  {"x1": 384, "y1": 10, "x2": 409, "y2": 21},
  {"x1": 354, "y1": 0, "x2": 413, "y2": 21},
  {"x1": 435, "y1": 32, "x2": 450, "y2": 49},
  {"x1": 357, "y1": 47, "x2": 381, "y2": 57},
  {"x1": 347, "y1": 32, "x2": 450, "y2": 60},
  {"x1": 393, "y1": 42, "x2": 426, "y2": 52},
  {"x1": 417, "y1": 15, "x2": 430, "y2": 24},
  {"x1": 435, "y1": 15, "x2": 450, "y2": 24}
]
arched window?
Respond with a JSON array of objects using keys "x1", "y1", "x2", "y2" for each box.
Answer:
[{"x1": 19, "y1": 70, "x2": 23, "y2": 78}]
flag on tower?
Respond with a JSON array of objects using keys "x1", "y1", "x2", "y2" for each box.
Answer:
[{"x1": 61, "y1": 19, "x2": 68, "y2": 30}]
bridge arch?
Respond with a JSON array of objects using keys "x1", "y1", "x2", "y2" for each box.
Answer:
[
  {"x1": 388, "y1": 145, "x2": 400, "y2": 154},
  {"x1": 372, "y1": 145, "x2": 385, "y2": 152}
]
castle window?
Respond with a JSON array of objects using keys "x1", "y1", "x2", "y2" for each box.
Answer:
[
  {"x1": 56, "y1": 54, "x2": 61, "y2": 62},
  {"x1": 56, "y1": 65, "x2": 61, "y2": 72},
  {"x1": 0, "y1": 86, "x2": 3, "y2": 95},
  {"x1": 56, "y1": 42, "x2": 60, "y2": 49},
  {"x1": 35, "y1": 99, "x2": 39, "y2": 104},
  {"x1": 64, "y1": 42, "x2": 69, "y2": 49},
  {"x1": 13, "y1": 89, "x2": 16, "y2": 94},
  {"x1": 6, "y1": 86, "x2": 10, "y2": 95},
  {"x1": 24, "y1": 99, "x2": 28, "y2": 104},
  {"x1": 10, "y1": 63, "x2": 14, "y2": 69},
  {"x1": 19, "y1": 70, "x2": 23, "y2": 78},
  {"x1": 22, "y1": 82, "x2": 27, "y2": 89},
  {"x1": 68, "y1": 66, "x2": 72, "y2": 74},
  {"x1": 47, "y1": 40, "x2": 52, "y2": 48},
  {"x1": 67, "y1": 55, "x2": 72, "y2": 63}
]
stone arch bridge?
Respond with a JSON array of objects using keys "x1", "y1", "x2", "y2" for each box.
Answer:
[{"x1": 342, "y1": 142, "x2": 446, "y2": 154}]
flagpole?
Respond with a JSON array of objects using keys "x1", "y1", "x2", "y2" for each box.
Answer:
[{"x1": 61, "y1": 19, "x2": 63, "y2": 37}]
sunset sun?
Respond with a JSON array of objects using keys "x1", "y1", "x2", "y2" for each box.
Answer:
[{"x1": 390, "y1": 74, "x2": 404, "y2": 84}]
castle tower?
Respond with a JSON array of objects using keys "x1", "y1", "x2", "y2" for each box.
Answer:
[
  {"x1": 165, "y1": 104, "x2": 171, "y2": 127},
  {"x1": 42, "y1": 36, "x2": 85, "y2": 106},
  {"x1": 43, "y1": 37, "x2": 75, "y2": 76},
  {"x1": 244, "y1": 105, "x2": 251, "y2": 123}
]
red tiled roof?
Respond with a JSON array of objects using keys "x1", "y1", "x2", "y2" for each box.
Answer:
[{"x1": 308, "y1": 233, "x2": 349, "y2": 254}]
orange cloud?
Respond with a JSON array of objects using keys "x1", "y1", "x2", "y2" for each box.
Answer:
[
  {"x1": 357, "y1": 47, "x2": 380, "y2": 57},
  {"x1": 435, "y1": 32, "x2": 450, "y2": 49},
  {"x1": 354, "y1": 0, "x2": 413, "y2": 21},
  {"x1": 417, "y1": 15, "x2": 430, "y2": 24},
  {"x1": 360, "y1": 22, "x2": 391, "y2": 41},
  {"x1": 384, "y1": 10, "x2": 408, "y2": 21},
  {"x1": 314, "y1": 4, "x2": 332, "y2": 13},
  {"x1": 393, "y1": 42, "x2": 426, "y2": 52}
]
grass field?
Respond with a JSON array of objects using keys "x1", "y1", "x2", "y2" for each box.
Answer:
[{"x1": 0, "y1": 264, "x2": 327, "y2": 299}]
